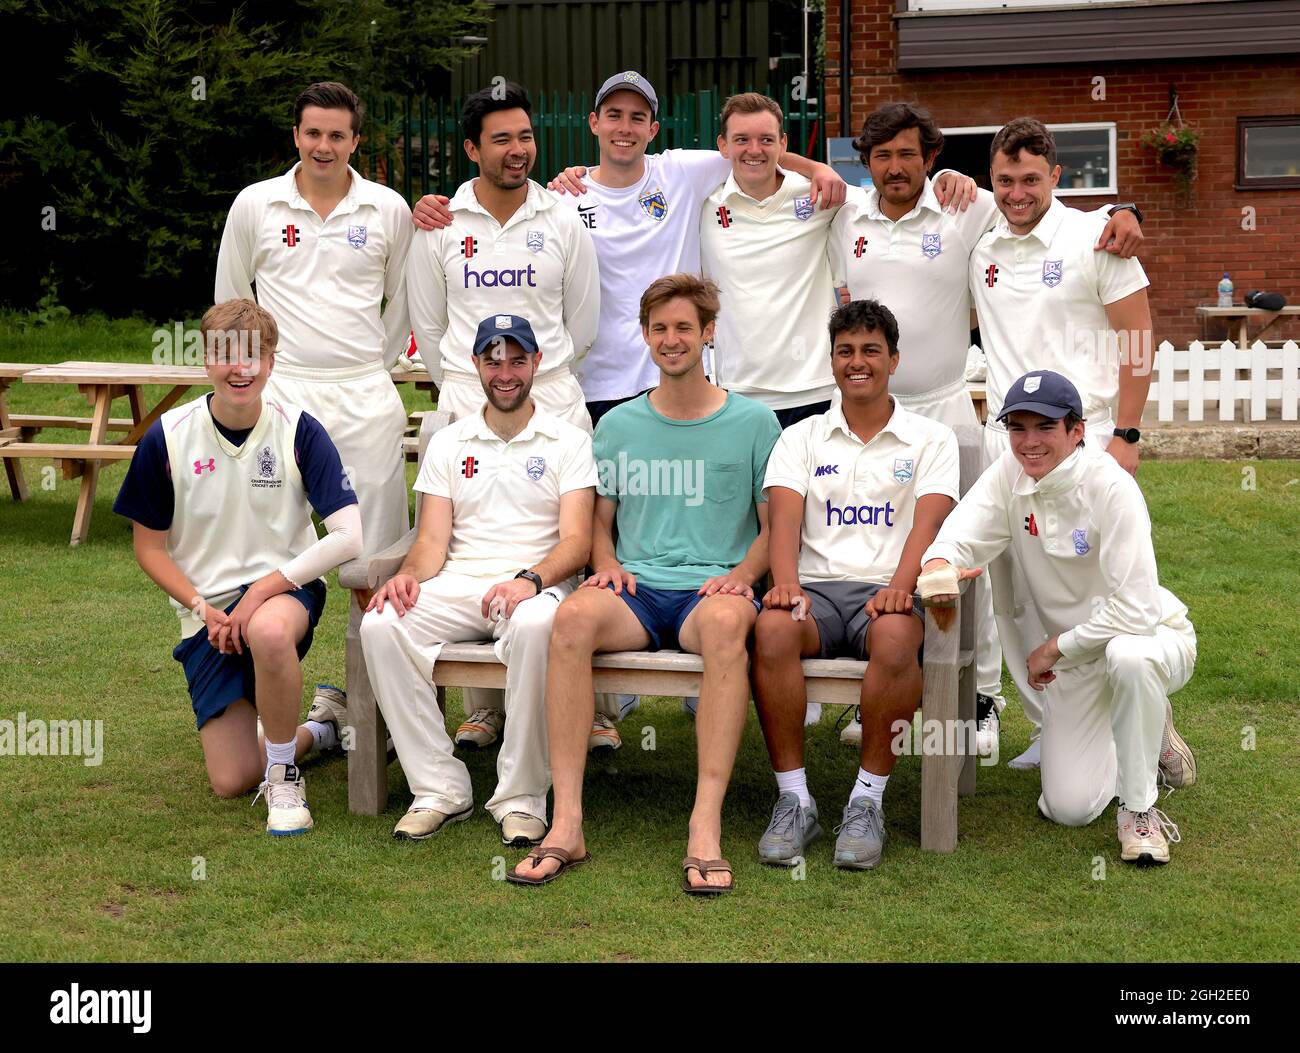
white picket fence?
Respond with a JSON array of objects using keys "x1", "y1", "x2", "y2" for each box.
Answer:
[{"x1": 1149, "y1": 340, "x2": 1299, "y2": 422}]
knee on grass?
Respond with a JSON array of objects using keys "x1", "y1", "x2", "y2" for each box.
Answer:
[{"x1": 209, "y1": 767, "x2": 261, "y2": 799}]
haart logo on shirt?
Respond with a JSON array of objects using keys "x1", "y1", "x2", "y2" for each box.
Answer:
[
  {"x1": 814, "y1": 464, "x2": 839, "y2": 476},
  {"x1": 464, "y1": 263, "x2": 538, "y2": 289},
  {"x1": 826, "y1": 500, "x2": 895, "y2": 527},
  {"x1": 193, "y1": 458, "x2": 216, "y2": 476}
]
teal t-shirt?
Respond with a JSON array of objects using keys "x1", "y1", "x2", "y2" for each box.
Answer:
[{"x1": 593, "y1": 391, "x2": 782, "y2": 590}]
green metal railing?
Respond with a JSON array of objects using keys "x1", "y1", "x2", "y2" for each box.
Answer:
[{"x1": 362, "y1": 82, "x2": 826, "y2": 202}]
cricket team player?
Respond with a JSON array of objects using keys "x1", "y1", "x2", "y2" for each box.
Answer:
[
  {"x1": 830, "y1": 102, "x2": 1145, "y2": 754},
  {"x1": 752, "y1": 299, "x2": 959, "y2": 870},
  {"x1": 114, "y1": 300, "x2": 363, "y2": 835},
  {"x1": 921, "y1": 370, "x2": 1196, "y2": 865},
  {"x1": 360, "y1": 315, "x2": 597, "y2": 846},
  {"x1": 215, "y1": 81, "x2": 412, "y2": 563},
  {"x1": 405, "y1": 81, "x2": 600, "y2": 432},
  {"x1": 970, "y1": 118, "x2": 1156, "y2": 768},
  {"x1": 507, "y1": 274, "x2": 781, "y2": 893}
]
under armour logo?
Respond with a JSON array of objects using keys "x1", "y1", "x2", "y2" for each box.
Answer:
[
  {"x1": 193, "y1": 458, "x2": 216, "y2": 476},
  {"x1": 461, "y1": 456, "x2": 479, "y2": 478}
]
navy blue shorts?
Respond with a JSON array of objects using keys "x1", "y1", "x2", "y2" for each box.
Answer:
[
  {"x1": 608, "y1": 582, "x2": 761, "y2": 652},
  {"x1": 172, "y1": 581, "x2": 327, "y2": 730}
]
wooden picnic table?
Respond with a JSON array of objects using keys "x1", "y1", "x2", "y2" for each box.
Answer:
[
  {"x1": 1196, "y1": 304, "x2": 1300, "y2": 350},
  {"x1": 0, "y1": 361, "x2": 440, "y2": 545}
]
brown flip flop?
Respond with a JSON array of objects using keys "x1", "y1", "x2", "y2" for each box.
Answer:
[
  {"x1": 506, "y1": 846, "x2": 592, "y2": 886},
  {"x1": 681, "y1": 856, "x2": 735, "y2": 896}
]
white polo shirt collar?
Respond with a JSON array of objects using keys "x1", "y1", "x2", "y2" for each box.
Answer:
[
  {"x1": 858, "y1": 179, "x2": 944, "y2": 225},
  {"x1": 449, "y1": 178, "x2": 557, "y2": 224},
  {"x1": 267, "y1": 163, "x2": 382, "y2": 218},
  {"x1": 466, "y1": 402, "x2": 562, "y2": 445},
  {"x1": 719, "y1": 165, "x2": 793, "y2": 208},
  {"x1": 821, "y1": 397, "x2": 920, "y2": 446},
  {"x1": 1011, "y1": 443, "x2": 1090, "y2": 498},
  {"x1": 991, "y1": 195, "x2": 1068, "y2": 247}
]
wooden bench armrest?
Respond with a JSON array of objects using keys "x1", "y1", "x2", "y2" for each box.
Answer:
[{"x1": 338, "y1": 527, "x2": 419, "y2": 590}]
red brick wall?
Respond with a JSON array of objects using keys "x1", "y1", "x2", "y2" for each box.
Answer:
[{"x1": 825, "y1": 0, "x2": 1300, "y2": 346}]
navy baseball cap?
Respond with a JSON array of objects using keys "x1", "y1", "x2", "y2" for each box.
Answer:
[
  {"x1": 594, "y1": 71, "x2": 658, "y2": 116},
  {"x1": 472, "y1": 314, "x2": 539, "y2": 357},
  {"x1": 996, "y1": 370, "x2": 1083, "y2": 422}
]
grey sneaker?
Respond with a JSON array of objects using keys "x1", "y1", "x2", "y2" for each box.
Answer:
[
  {"x1": 1157, "y1": 699, "x2": 1196, "y2": 788},
  {"x1": 833, "y1": 796, "x2": 887, "y2": 870},
  {"x1": 757, "y1": 792, "x2": 822, "y2": 866}
]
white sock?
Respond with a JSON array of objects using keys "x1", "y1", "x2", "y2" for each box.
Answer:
[
  {"x1": 804, "y1": 702, "x2": 822, "y2": 726},
  {"x1": 775, "y1": 767, "x2": 812, "y2": 810},
  {"x1": 265, "y1": 738, "x2": 296, "y2": 780},
  {"x1": 850, "y1": 767, "x2": 889, "y2": 811},
  {"x1": 303, "y1": 719, "x2": 338, "y2": 754}
]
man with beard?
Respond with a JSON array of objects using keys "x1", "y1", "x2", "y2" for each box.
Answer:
[{"x1": 359, "y1": 315, "x2": 597, "y2": 848}]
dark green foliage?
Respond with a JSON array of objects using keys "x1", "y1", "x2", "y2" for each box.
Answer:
[{"x1": 0, "y1": 0, "x2": 490, "y2": 317}]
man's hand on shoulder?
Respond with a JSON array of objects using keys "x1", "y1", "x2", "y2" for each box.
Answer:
[
  {"x1": 933, "y1": 170, "x2": 979, "y2": 214},
  {"x1": 549, "y1": 166, "x2": 591, "y2": 196},
  {"x1": 1095, "y1": 209, "x2": 1143, "y2": 258},
  {"x1": 412, "y1": 195, "x2": 453, "y2": 232}
]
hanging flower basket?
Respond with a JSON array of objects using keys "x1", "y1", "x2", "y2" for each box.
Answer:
[{"x1": 1140, "y1": 122, "x2": 1200, "y2": 196}]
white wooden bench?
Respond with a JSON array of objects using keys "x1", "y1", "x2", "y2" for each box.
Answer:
[{"x1": 339, "y1": 411, "x2": 983, "y2": 852}]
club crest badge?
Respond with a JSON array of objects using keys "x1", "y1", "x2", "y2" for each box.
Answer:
[
  {"x1": 1042, "y1": 259, "x2": 1063, "y2": 287},
  {"x1": 921, "y1": 232, "x2": 942, "y2": 258},
  {"x1": 639, "y1": 188, "x2": 668, "y2": 221},
  {"x1": 526, "y1": 230, "x2": 545, "y2": 253},
  {"x1": 1024, "y1": 375, "x2": 1042, "y2": 394},
  {"x1": 793, "y1": 195, "x2": 814, "y2": 221},
  {"x1": 1072, "y1": 528, "x2": 1090, "y2": 556},
  {"x1": 347, "y1": 225, "x2": 367, "y2": 248},
  {"x1": 893, "y1": 458, "x2": 914, "y2": 483},
  {"x1": 623, "y1": 72, "x2": 641, "y2": 84},
  {"x1": 495, "y1": 315, "x2": 513, "y2": 329},
  {"x1": 526, "y1": 456, "x2": 546, "y2": 481},
  {"x1": 257, "y1": 446, "x2": 277, "y2": 479}
]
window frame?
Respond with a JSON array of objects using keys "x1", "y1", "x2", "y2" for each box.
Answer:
[
  {"x1": 1235, "y1": 115, "x2": 1300, "y2": 190},
  {"x1": 940, "y1": 121, "x2": 1118, "y2": 197}
]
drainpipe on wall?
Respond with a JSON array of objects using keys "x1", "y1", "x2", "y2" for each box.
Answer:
[{"x1": 840, "y1": 0, "x2": 851, "y2": 136}]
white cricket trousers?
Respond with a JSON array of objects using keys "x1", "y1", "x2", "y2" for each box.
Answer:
[
  {"x1": 359, "y1": 572, "x2": 575, "y2": 823},
  {"x1": 897, "y1": 379, "x2": 1006, "y2": 700},
  {"x1": 267, "y1": 363, "x2": 410, "y2": 557},
  {"x1": 433, "y1": 369, "x2": 591, "y2": 715},
  {"x1": 982, "y1": 413, "x2": 1115, "y2": 732},
  {"x1": 1038, "y1": 622, "x2": 1196, "y2": 825}
]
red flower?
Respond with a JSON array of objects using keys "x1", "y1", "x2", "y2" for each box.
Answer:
[{"x1": 1165, "y1": 132, "x2": 1177, "y2": 144}]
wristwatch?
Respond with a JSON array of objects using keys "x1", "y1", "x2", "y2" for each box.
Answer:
[
  {"x1": 515, "y1": 569, "x2": 543, "y2": 594},
  {"x1": 1108, "y1": 203, "x2": 1144, "y2": 225},
  {"x1": 1113, "y1": 427, "x2": 1141, "y2": 444}
]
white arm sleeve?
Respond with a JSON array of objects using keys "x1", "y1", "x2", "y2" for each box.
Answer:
[
  {"x1": 215, "y1": 190, "x2": 257, "y2": 302},
  {"x1": 279, "y1": 504, "x2": 364, "y2": 588}
]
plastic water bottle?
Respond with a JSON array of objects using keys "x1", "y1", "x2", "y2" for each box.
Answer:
[{"x1": 1217, "y1": 272, "x2": 1234, "y2": 308}]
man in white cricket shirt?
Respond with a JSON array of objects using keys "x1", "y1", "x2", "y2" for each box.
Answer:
[
  {"x1": 831, "y1": 103, "x2": 1145, "y2": 753},
  {"x1": 970, "y1": 118, "x2": 1156, "y2": 768},
  {"x1": 752, "y1": 299, "x2": 959, "y2": 871},
  {"x1": 360, "y1": 315, "x2": 597, "y2": 847},
  {"x1": 921, "y1": 370, "x2": 1197, "y2": 865},
  {"x1": 215, "y1": 81, "x2": 412, "y2": 563},
  {"x1": 405, "y1": 81, "x2": 600, "y2": 433}
]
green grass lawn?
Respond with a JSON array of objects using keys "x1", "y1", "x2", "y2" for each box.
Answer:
[{"x1": 2, "y1": 313, "x2": 1298, "y2": 962}]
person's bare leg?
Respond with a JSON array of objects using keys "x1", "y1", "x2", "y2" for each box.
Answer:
[
  {"x1": 200, "y1": 700, "x2": 265, "y2": 797},
  {"x1": 517, "y1": 588, "x2": 647, "y2": 881},
  {"x1": 245, "y1": 596, "x2": 311, "y2": 750},
  {"x1": 859, "y1": 614, "x2": 925, "y2": 774},
  {"x1": 677, "y1": 595, "x2": 758, "y2": 889},
  {"x1": 752, "y1": 608, "x2": 821, "y2": 772}
]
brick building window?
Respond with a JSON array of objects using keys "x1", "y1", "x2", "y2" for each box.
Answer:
[
  {"x1": 935, "y1": 122, "x2": 1117, "y2": 197},
  {"x1": 1236, "y1": 116, "x2": 1300, "y2": 190}
]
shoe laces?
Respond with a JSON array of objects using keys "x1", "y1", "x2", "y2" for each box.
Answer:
[
  {"x1": 253, "y1": 775, "x2": 305, "y2": 811},
  {"x1": 834, "y1": 797, "x2": 880, "y2": 838},
  {"x1": 593, "y1": 713, "x2": 614, "y2": 730},
  {"x1": 769, "y1": 795, "x2": 799, "y2": 837},
  {"x1": 1127, "y1": 807, "x2": 1181, "y2": 844},
  {"x1": 466, "y1": 708, "x2": 499, "y2": 727}
]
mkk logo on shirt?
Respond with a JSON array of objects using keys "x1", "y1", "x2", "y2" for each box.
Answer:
[{"x1": 814, "y1": 464, "x2": 839, "y2": 476}]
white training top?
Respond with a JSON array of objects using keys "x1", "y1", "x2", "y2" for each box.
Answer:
[
  {"x1": 830, "y1": 181, "x2": 999, "y2": 397},
  {"x1": 162, "y1": 397, "x2": 321, "y2": 638},
  {"x1": 764, "y1": 399, "x2": 960, "y2": 585},
  {"x1": 700, "y1": 169, "x2": 840, "y2": 410},
  {"x1": 551, "y1": 149, "x2": 733, "y2": 402},
  {"x1": 923, "y1": 443, "x2": 1193, "y2": 669},
  {"x1": 406, "y1": 179, "x2": 600, "y2": 387},
  {"x1": 970, "y1": 197, "x2": 1149, "y2": 422},
  {"x1": 414, "y1": 405, "x2": 598, "y2": 580},
  {"x1": 215, "y1": 164, "x2": 413, "y2": 373}
]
